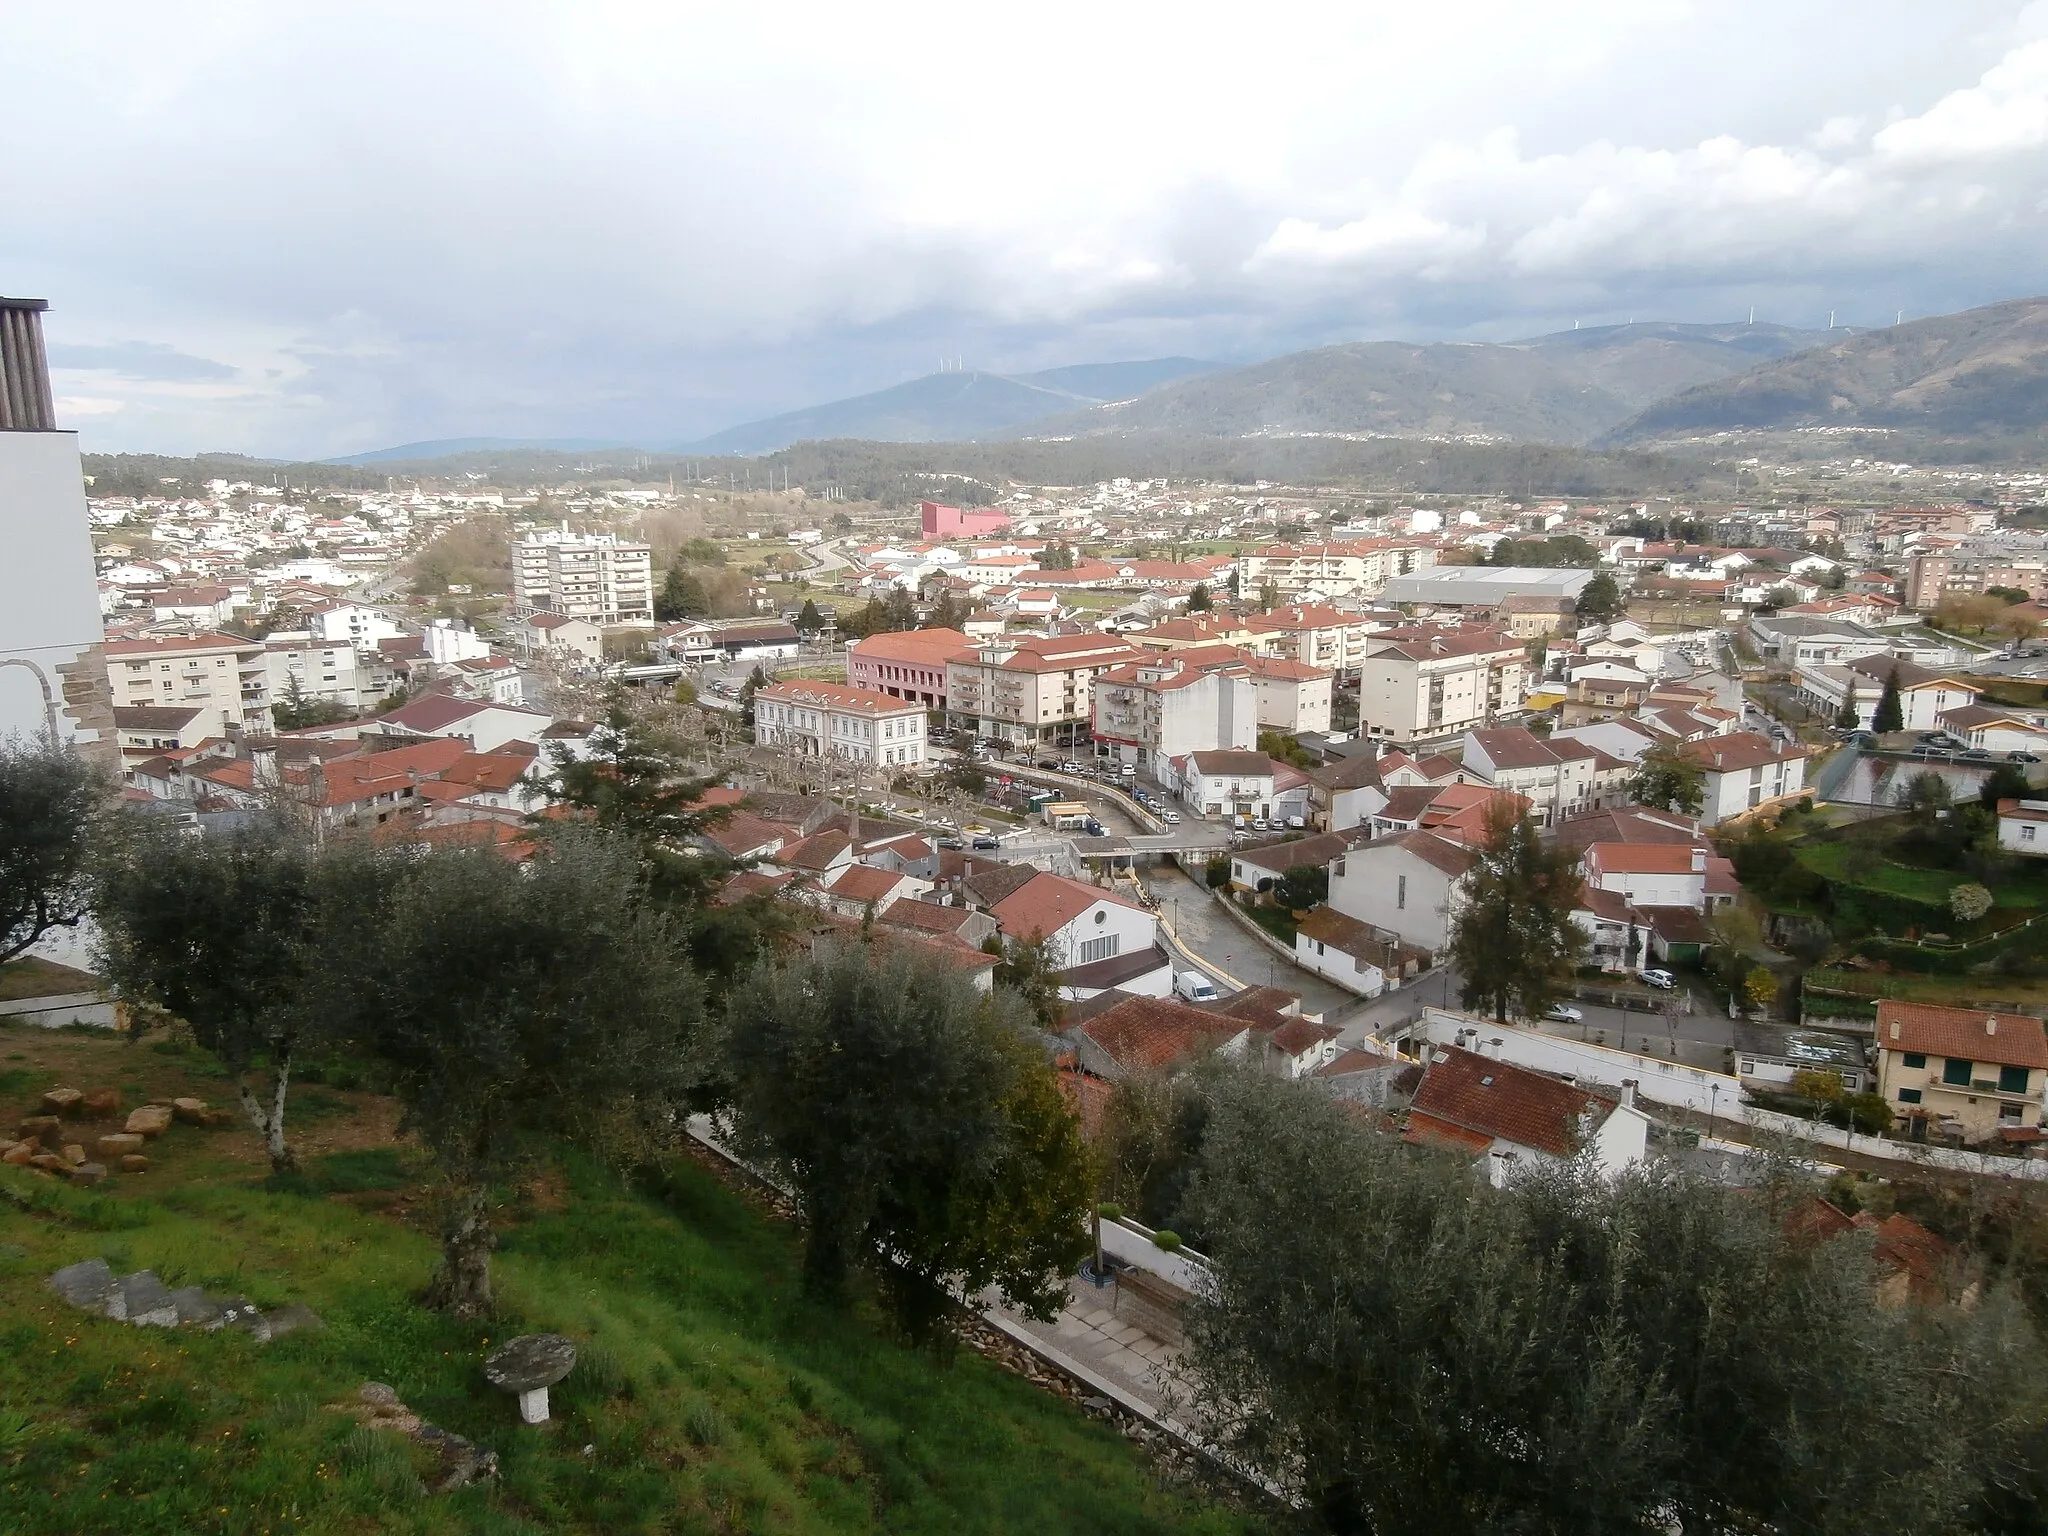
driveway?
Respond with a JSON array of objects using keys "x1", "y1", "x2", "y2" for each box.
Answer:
[{"x1": 1142, "y1": 863, "x2": 1360, "y2": 1015}]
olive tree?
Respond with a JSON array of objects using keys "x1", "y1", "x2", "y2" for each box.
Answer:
[
  {"x1": 0, "y1": 734, "x2": 108, "y2": 965},
  {"x1": 1183, "y1": 1072, "x2": 2044, "y2": 1535},
  {"x1": 92, "y1": 817, "x2": 348, "y2": 1171},
  {"x1": 723, "y1": 938, "x2": 1092, "y2": 1343},
  {"x1": 319, "y1": 834, "x2": 707, "y2": 1317}
]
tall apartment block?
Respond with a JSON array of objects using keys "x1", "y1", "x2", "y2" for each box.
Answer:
[
  {"x1": 513, "y1": 524, "x2": 654, "y2": 625},
  {"x1": 0, "y1": 297, "x2": 115, "y2": 765}
]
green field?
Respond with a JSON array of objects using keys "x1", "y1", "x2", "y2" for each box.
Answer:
[
  {"x1": 0, "y1": 1027, "x2": 1254, "y2": 1536},
  {"x1": 1797, "y1": 840, "x2": 2048, "y2": 909}
]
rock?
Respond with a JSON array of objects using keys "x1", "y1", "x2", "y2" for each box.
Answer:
[
  {"x1": 1081, "y1": 1395, "x2": 1113, "y2": 1414},
  {"x1": 0, "y1": 1142, "x2": 28, "y2": 1166},
  {"x1": 18, "y1": 1116, "x2": 60, "y2": 1142},
  {"x1": 28, "y1": 1153, "x2": 67, "y2": 1172},
  {"x1": 107, "y1": 1270, "x2": 179, "y2": 1327},
  {"x1": 167, "y1": 1286, "x2": 223, "y2": 1326},
  {"x1": 40, "y1": 1088, "x2": 83, "y2": 1117},
  {"x1": 171, "y1": 1098, "x2": 209, "y2": 1125},
  {"x1": 257, "y1": 1303, "x2": 323, "y2": 1342},
  {"x1": 48, "y1": 1258, "x2": 117, "y2": 1311},
  {"x1": 67, "y1": 1163, "x2": 106, "y2": 1188},
  {"x1": 60, "y1": 1144, "x2": 85, "y2": 1166},
  {"x1": 359, "y1": 1381, "x2": 401, "y2": 1408},
  {"x1": 210, "y1": 1297, "x2": 264, "y2": 1334},
  {"x1": 124, "y1": 1105, "x2": 173, "y2": 1139},
  {"x1": 484, "y1": 1333, "x2": 577, "y2": 1424},
  {"x1": 80, "y1": 1088, "x2": 121, "y2": 1120},
  {"x1": 96, "y1": 1133, "x2": 145, "y2": 1161},
  {"x1": 118, "y1": 1155, "x2": 149, "y2": 1174}
]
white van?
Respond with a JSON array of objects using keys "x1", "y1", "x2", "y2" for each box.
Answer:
[{"x1": 1173, "y1": 970, "x2": 1220, "y2": 1004}]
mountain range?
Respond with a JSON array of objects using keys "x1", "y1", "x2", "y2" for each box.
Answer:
[{"x1": 329, "y1": 296, "x2": 2048, "y2": 465}]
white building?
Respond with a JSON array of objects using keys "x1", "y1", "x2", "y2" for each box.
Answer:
[
  {"x1": 1678, "y1": 732, "x2": 1808, "y2": 825},
  {"x1": 1356, "y1": 627, "x2": 1527, "y2": 747},
  {"x1": 946, "y1": 632, "x2": 1143, "y2": 745},
  {"x1": 263, "y1": 636, "x2": 381, "y2": 712},
  {"x1": 1325, "y1": 830, "x2": 1477, "y2": 954},
  {"x1": 1461, "y1": 726, "x2": 1627, "y2": 828},
  {"x1": 1092, "y1": 653, "x2": 1258, "y2": 777},
  {"x1": 986, "y1": 871, "x2": 1168, "y2": 996},
  {"x1": 106, "y1": 632, "x2": 270, "y2": 738},
  {"x1": 0, "y1": 297, "x2": 115, "y2": 761},
  {"x1": 754, "y1": 679, "x2": 928, "y2": 768},
  {"x1": 513, "y1": 526, "x2": 653, "y2": 624},
  {"x1": 1793, "y1": 655, "x2": 1980, "y2": 732}
]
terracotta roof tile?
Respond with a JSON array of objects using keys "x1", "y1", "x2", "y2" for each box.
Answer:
[{"x1": 1877, "y1": 1000, "x2": 2048, "y2": 1070}]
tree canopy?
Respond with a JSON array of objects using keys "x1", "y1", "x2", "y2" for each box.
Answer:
[
  {"x1": 723, "y1": 939, "x2": 1091, "y2": 1343},
  {"x1": 1626, "y1": 744, "x2": 1706, "y2": 815},
  {"x1": 1450, "y1": 806, "x2": 1587, "y2": 1023},
  {"x1": 1573, "y1": 570, "x2": 1624, "y2": 622},
  {"x1": 0, "y1": 736, "x2": 107, "y2": 967},
  {"x1": 1873, "y1": 665, "x2": 1906, "y2": 735}
]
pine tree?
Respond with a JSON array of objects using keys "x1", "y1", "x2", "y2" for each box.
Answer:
[
  {"x1": 796, "y1": 598, "x2": 825, "y2": 634},
  {"x1": 1186, "y1": 583, "x2": 1211, "y2": 613},
  {"x1": 1450, "y1": 806, "x2": 1588, "y2": 1023},
  {"x1": 1872, "y1": 664, "x2": 1905, "y2": 735}
]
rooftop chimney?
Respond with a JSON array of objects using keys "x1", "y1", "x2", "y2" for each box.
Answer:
[
  {"x1": 1621, "y1": 1078, "x2": 1638, "y2": 1109},
  {"x1": 1987, "y1": 1015, "x2": 1999, "y2": 1036},
  {"x1": 0, "y1": 298, "x2": 57, "y2": 431}
]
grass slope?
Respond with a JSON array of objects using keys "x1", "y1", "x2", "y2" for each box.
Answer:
[{"x1": 0, "y1": 1027, "x2": 1254, "y2": 1536}]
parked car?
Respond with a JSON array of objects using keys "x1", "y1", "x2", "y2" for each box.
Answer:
[
  {"x1": 1640, "y1": 968, "x2": 1676, "y2": 990},
  {"x1": 1962, "y1": 747, "x2": 1993, "y2": 761},
  {"x1": 2011, "y1": 751, "x2": 2043, "y2": 764},
  {"x1": 1283, "y1": 815, "x2": 1306, "y2": 829},
  {"x1": 971, "y1": 836, "x2": 1000, "y2": 851},
  {"x1": 1544, "y1": 1003, "x2": 1585, "y2": 1023},
  {"x1": 1036, "y1": 758, "x2": 1061, "y2": 771},
  {"x1": 1173, "y1": 970, "x2": 1220, "y2": 1004},
  {"x1": 1912, "y1": 745, "x2": 1950, "y2": 759},
  {"x1": 1163, "y1": 811, "x2": 1182, "y2": 825},
  {"x1": 1251, "y1": 817, "x2": 1270, "y2": 831},
  {"x1": 936, "y1": 836, "x2": 964, "y2": 850}
]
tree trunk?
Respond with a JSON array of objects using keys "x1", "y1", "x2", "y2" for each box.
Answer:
[
  {"x1": 425, "y1": 1183, "x2": 496, "y2": 1319},
  {"x1": 235, "y1": 1046, "x2": 299, "y2": 1175}
]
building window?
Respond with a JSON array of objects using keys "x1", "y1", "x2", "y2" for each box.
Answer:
[
  {"x1": 2028, "y1": 826, "x2": 2039, "y2": 843},
  {"x1": 1077, "y1": 934, "x2": 1120, "y2": 965},
  {"x1": 2000, "y1": 1065, "x2": 2031, "y2": 1094},
  {"x1": 1902, "y1": 1052, "x2": 1926, "y2": 1069},
  {"x1": 2002, "y1": 1102, "x2": 2024, "y2": 1123},
  {"x1": 1898, "y1": 1087, "x2": 1923, "y2": 1105},
  {"x1": 1942, "y1": 1058, "x2": 1974, "y2": 1086}
]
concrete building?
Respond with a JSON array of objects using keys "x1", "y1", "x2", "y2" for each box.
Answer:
[
  {"x1": 1355, "y1": 626, "x2": 1526, "y2": 747},
  {"x1": 1875, "y1": 1000, "x2": 2048, "y2": 1142},
  {"x1": 1460, "y1": 726, "x2": 1627, "y2": 827},
  {"x1": 1091, "y1": 652, "x2": 1258, "y2": 777},
  {"x1": 1325, "y1": 830, "x2": 1477, "y2": 954},
  {"x1": 1380, "y1": 566, "x2": 1596, "y2": 611},
  {"x1": 845, "y1": 627, "x2": 968, "y2": 709},
  {"x1": 0, "y1": 297, "x2": 115, "y2": 760},
  {"x1": 263, "y1": 636, "x2": 382, "y2": 713},
  {"x1": 520, "y1": 612, "x2": 605, "y2": 664},
  {"x1": 1233, "y1": 540, "x2": 1435, "y2": 599},
  {"x1": 920, "y1": 499, "x2": 1011, "y2": 539},
  {"x1": 1793, "y1": 655, "x2": 1981, "y2": 732},
  {"x1": 1242, "y1": 654, "x2": 1333, "y2": 735},
  {"x1": 946, "y1": 632, "x2": 1142, "y2": 746},
  {"x1": 1679, "y1": 732, "x2": 1808, "y2": 825},
  {"x1": 754, "y1": 679, "x2": 929, "y2": 768},
  {"x1": 513, "y1": 526, "x2": 653, "y2": 624},
  {"x1": 106, "y1": 633, "x2": 270, "y2": 738}
]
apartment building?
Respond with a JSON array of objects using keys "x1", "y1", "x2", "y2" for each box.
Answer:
[
  {"x1": 754, "y1": 679, "x2": 929, "y2": 768},
  {"x1": 1245, "y1": 604, "x2": 1399, "y2": 677},
  {"x1": 946, "y1": 633, "x2": 1143, "y2": 745},
  {"x1": 513, "y1": 527, "x2": 653, "y2": 624},
  {"x1": 1233, "y1": 540, "x2": 1435, "y2": 599},
  {"x1": 1679, "y1": 732, "x2": 1808, "y2": 826},
  {"x1": 1793, "y1": 655, "x2": 1981, "y2": 732},
  {"x1": 106, "y1": 632, "x2": 270, "y2": 737},
  {"x1": 1460, "y1": 726, "x2": 1627, "y2": 827},
  {"x1": 1906, "y1": 550, "x2": 2048, "y2": 610},
  {"x1": 1092, "y1": 653, "x2": 1258, "y2": 777},
  {"x1": 845, "y1": 627, "x2": 970, "y2": 709},
  {"x1": 262, "y1": 634, "x2": 390, "y2": 713},
  {"x1": 1355, "y1": 626, "x2": 1526, "y2": 747}
]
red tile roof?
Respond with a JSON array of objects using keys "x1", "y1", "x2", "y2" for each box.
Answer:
[
  {"x1": 1877, "y1": 1000, "x2": 2048, "y2": 1070},
  {"x1": 989, "y1": 872, "x2": 1146, "y2": 941},
  {"x1": 1074, "y1": 996, "x2": 1245, "y2": 1073},
  {"x1": 1408, "y1": 1046, "x2": 1617, "y2": 1159}
]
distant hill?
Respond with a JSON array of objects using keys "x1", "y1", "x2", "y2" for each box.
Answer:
[
  {"x1": 683, "y1": 358, "x2": 1214, "y2": 455},
  {"x1": 1027, "y1": 323, "x2": 1829, "y2": 447},
  {"x1": 1607, "y1": 297, "x2": 2048, "y2": 448},
  {"x1": 325, "y1": 436, "x2": 635, "y2": 466}
]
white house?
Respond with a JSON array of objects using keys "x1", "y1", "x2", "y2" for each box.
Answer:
[
  {"x1": 1679, "y1": 732, "x2": 1808, "y2": 825},
  {"x1": 1997, "y1": 798, "x2": 2048, "y2": 856},
  {"x1": 375, "y1": 694, "x2": 558, "y2": 754},
  {"x1": 987, "y1": 872, "x2": 1168, "y2": 996},
  {"x1": 1406, "y1": 1044, "x2": 1650, "y2": 1188},
  {"x1": 1172, "y1": 749, "x2": 1280, "y2": 820},
  {"x1": 1795, "y1": 655, "x2": 1980, "y2": 732},
  {"x1": 1937, "y1": 705, "x2": 2048, "y2": 756},
  {"x1": 1292, "y1": 905, "x2": 1390, "y2": 996},
  {"x1": 1324, "y1": 830, "x2": 1477, "y2": 954}
]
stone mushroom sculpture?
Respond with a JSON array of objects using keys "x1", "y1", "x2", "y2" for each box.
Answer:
[{"x1": 484, "y1": 1334, "x2": 577, "y2": 1425}]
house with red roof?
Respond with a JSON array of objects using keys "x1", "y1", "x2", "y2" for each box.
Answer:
[
  {"x1": 1066, "y1": 995, "x2": 1250, "y2": 1081},
  {"x1": 1874, "y1": 1000, "x2": 2048, "y2": 1143},
  {"x1": 989, "y1": 872, "x2": 1171, "y2": 999},
  {"x1": 1405, "y1": 1045, "x2": 1648, "y2": 1186}
]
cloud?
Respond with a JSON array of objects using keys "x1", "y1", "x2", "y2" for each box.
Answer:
[
  {"x1": 47, "y1": 341, "x2": 236, "y2": 382},
  {"x1": 4, "y1": 1, "x2": 2047, "y2": 455}
]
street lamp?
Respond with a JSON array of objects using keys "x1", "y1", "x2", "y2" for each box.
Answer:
[{"x1": 1707, "y1": 1083, "x2": 1719, "y2": 1142}]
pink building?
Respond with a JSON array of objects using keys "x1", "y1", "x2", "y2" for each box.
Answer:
[
  {"x1": 845, "y1": 627, "x2": 970, "y2": 709},
  {"x1": 921, "y1": 499, "x2": 1012, "y2": 539}
]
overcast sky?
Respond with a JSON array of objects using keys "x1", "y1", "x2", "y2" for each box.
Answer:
[{"x1": 12, "y1": 1, "x2": 2048, "y2": 458}]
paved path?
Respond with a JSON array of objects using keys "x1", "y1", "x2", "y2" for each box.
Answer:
[
  {"x1": 1142, "y1": 862, "x2": 1359, "y2": 1013},
  {"x1": 991, "y1": 1278, "x2": 1186, "y2": 1410}
]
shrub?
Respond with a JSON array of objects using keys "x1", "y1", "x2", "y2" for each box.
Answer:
[
  {"x1": 1204, "y1": 854, "x2": 1230, "y2": 889},
  {"x1": 1151, "y1": 1229, "x2": 1183, "y2": 1252},
  {"x1": 1950, "y1": 883, "x2": 1995, "y2": 924},
  {"x1": 684, "y1": 1400, "x2": 725, "y2": 1446}
]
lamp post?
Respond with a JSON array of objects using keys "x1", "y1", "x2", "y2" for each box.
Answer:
[{"x1": 1707, "y1": 1082, "x2": 1719, "y2": 1141}]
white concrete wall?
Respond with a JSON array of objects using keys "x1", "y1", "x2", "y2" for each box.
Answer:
[
  {"x1": 1045, "y1": 898, "x2": 1159, "y2": 969},
  {"x1": 1328, "y1": 844, "x2": 1458, "y2": 951},
  {"x1": 1293, "y1": 932, "x2": 1385, "y2": 995},
  {"x1": 0, "y1": 431, "x2": 110, "y2": 750}
]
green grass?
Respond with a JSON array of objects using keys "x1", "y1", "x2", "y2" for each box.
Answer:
[
  {"x1": 0, "y1": 1027, "x2": 1254, "y2": 1536},
  {"x1": 0, "y1": 958, "x2": 102, "y2": 1002},
  {"x1": 1795, "y1": 840, "x2": 2048, "y2": 909},
  {"x1": 1239, "y1": 903, "x2": 1298, "y2": 945}
]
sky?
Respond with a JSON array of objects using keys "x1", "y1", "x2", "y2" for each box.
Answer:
[{"x1": 11, "y1": 0, "x2": 2048, "y2": 458}]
